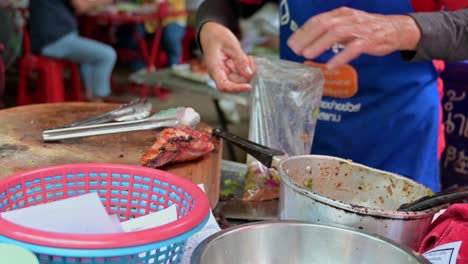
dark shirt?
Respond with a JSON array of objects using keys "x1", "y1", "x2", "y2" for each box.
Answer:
[
  {"x1": 404, "y1": 9, "x2": 468, "y2": 61},
  {"x1": 194, "y1": 0, "x2": 243, "y2": 53},
  {"x1": 196, "y1": 1, "x2": 468, "y2": 62},
  {"x1": 29, "y1": 0, "x2": 78, "y2": 54}
]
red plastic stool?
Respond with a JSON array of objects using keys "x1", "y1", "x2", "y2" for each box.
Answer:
[
  {"x1": 16, "y1": 55, "x2": 84, "y2": 105},
  {"x1": 17, "y1": 26, "x2": 84, "y2": 105}
]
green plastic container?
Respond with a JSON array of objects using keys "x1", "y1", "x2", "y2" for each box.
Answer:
[{"x1": 0, "y1": 243, "x2": 39, "y2": 264}]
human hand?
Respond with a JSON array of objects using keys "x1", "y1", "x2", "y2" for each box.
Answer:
[
  {"x1": 287, "y1": 7, "x2": 421, "y2": 70},
  {"x1": 199, "y1": 22, "x2": 256, "y2": 93}
]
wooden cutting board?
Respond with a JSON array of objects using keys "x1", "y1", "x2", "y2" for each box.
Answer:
[{"x1": 0, "y1": 103, "x2": 222, "y2": 208}]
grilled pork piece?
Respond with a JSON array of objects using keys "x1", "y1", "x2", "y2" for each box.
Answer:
[{"x1": 141, "y1": 125, "x2": 217, "y2": 168}]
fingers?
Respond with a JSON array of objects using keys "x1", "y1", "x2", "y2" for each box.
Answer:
[
  {"x1": 288, "y1": 8, "x2": 351, "y2": 55},
  {"x1": 226, "y1": 59, "x2": 253, "y2": 83},
  {"x1": 301, "y1": 25, "x2": 352, "y2": 60},
  {"x1": 213, "y1": 50, "x2": 255, "y2": 93},
  {"x1": 326, "y1": 40, "x2": 365, "y2": 70},
  {"x1": 223, "y1": 47, "x2": 254, "y2": 78},
  {"x1": 247, "y1": 56, "x2": 257, "y2": 73},
  {"x1": 226, "y1": 59, "x2": 237, "y2": 72},
  {"x1": 208, "y1": 57, "x2": 253, "y2": 93},
  {"x1": 211, "y1": 56, "x2": 253, "y2": 92},
  {"x1": 210, "y1": 63, "x2": 252, "y2": 93}
]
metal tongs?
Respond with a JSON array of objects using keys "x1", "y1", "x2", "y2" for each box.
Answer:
[
  {"x1": 59, "y1": 98, "x2": 153, "y2": 128},
  {"x1": 42, "y1": 106, "x2": 201, "y2": 142}
]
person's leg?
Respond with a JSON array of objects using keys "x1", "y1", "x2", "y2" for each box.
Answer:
[
  {"x1": 41, "y1": 32, "x2": 117, "y2": 97},
  {"x1": 79, "y1": 63, "x2": 94, "y2": 99},
  {"x1": 161, "y1": 23, "x2": 186, "y2": 66},
  {"x1": 116, "y1": 23, "x2": 147, "y2": 72},
  {"x1": 127, "y1": 24, "x2": 147, "y2": 72}
]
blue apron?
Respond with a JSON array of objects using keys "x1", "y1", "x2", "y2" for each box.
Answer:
[{"x1": 279, "y1": 0, "x2": 441, "y2": 191}]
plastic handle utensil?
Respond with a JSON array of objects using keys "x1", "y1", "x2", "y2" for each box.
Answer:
[
  {"x1": 212, "y1": 128, "x2": 285, "y2": 168},
  {"x1": 397, "y1": 186, "x2": 468, "y2": 212}
]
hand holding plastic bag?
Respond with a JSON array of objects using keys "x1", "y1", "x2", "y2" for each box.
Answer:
[{"x1": 243, "y1": 57, "x2": 324, "y2": 201}]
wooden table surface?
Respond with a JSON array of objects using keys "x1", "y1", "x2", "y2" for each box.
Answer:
[{"x1": 0, "y1": 103, "x2": 222, "y2": 208}]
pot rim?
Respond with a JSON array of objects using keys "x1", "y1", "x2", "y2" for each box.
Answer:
[
  {"x1": 190, "y1": 220, "x2": 430, "y2": 264},
  {"x1": 278, "y1": 155, "x2": 444, "y2": 220}
]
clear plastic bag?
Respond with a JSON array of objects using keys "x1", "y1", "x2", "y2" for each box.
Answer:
[{"x1": 243, "y1": 56, "x2": 324, "y2": 201}]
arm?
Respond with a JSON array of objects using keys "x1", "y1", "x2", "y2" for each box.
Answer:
[
  {"x1": 194, "y1": 0, "x2": 259, "y2": 93},
  {"x1": 71, "y1": 0, "x2": 113, "y2": 14},
  {"x1": 402, "y1": 9, "x2": 468, "y2": 61},
  {"x1": 195, "y1": 0, "x2": 242, "y2": 42},
  {"x1": 195, "y1": 0, "x2": 266, "y2": 46}
]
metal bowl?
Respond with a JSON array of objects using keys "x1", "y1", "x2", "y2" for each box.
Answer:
[{"x1": 191, "y1": 221, "x2": 429, "y2": 264}]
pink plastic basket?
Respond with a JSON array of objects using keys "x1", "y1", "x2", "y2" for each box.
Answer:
[{"x1": 0, "y1": 163, "x2": 210, "y2": 263}]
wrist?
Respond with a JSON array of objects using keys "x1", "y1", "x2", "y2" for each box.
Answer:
[
  {"x1": 200, "y1": 22, "x2": 222, "y2": 48},
  {"x1": 391, "y1": 15, "x2": 421, "y2": 51}
]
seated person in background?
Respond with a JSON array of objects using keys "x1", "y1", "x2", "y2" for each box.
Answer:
[
  {"x1": 117, "y1": 0, "x2": 187, "y2": 71},
  {"x1": 29, "y1": 0, "x2": 117, "y2": 101}
]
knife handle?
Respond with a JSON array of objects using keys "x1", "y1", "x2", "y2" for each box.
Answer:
[{"x1": 212, "y1": 128, "x2": 285, "y2": 168}]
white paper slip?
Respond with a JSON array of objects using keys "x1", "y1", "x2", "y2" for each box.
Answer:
[
  {"x1": 121, "y1": 204, "x2": 178, "y2": 232},
  {"x1": 181, "y1": 184, "x2": 221, "y2": 264},
  {"x1": 423, "y1": 241, "x2": 462, "y2": 264},
  {"x1": 1, "y1": 192, "x2": 122, "y2": 234},
  {"x1": 109, "y1": 214, "x2": 124, "y2": 232}
]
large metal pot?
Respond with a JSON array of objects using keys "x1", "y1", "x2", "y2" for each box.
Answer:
[
  {"x1": 191, "y1": 221, "x2": 429, "y2": 264},
  {"x1": 278, "y1": 155, "x2": 442, "y2": 249},
  {"x1": 212, "y1": 130, "x2": 443, "y2": 249}
]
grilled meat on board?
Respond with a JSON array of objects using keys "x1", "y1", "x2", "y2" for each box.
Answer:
[{"x1": 141, "y1": 125, "x2": 217, "y2": 168}]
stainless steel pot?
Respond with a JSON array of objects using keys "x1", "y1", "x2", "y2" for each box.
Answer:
[
  {"x1": 277, "y1": 155, "x2": 442, "y2": 249},
  {"x1": 212, "y1": 129, "x2": 444, "y2": 249},
  {"x1": 191, "y1": 221, "x2": 429, "y2": 264}
]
